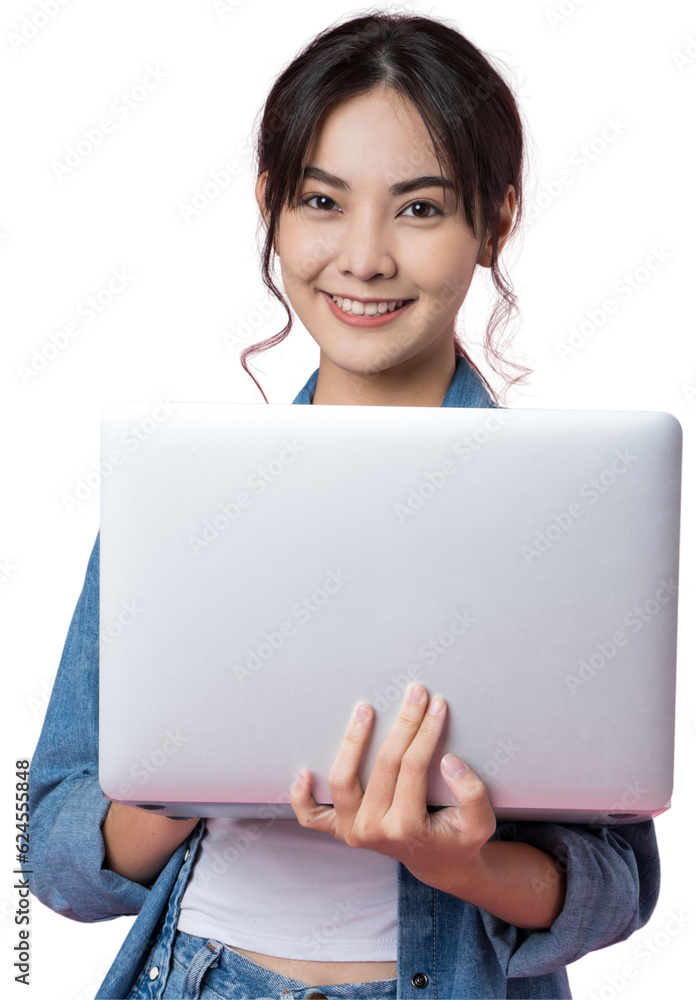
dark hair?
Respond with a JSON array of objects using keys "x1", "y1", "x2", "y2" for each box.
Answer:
[{"x1": 242, "y1": 8, "x2": 531, "y2": 405}]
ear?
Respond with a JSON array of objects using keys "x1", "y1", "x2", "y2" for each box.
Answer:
[
  {"x1": 255, "y1": 170, "x2": 278, "y2": 254},
  {"x1": 255, "y1": 170, "x2": 269, "y2": 226},
  {"x1": 477, "y1": 184, "x2": 516, "y2": 268}
]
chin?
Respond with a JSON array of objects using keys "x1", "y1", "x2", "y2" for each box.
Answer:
[{"x1": 324, "y1": 345, "x2": 405, "y2": 377}]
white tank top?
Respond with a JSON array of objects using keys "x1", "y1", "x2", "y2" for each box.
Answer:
[{"x1": 177, "y1": 817, "x2": 398, "y2": 961}]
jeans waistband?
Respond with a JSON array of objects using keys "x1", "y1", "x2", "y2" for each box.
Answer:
[{"x1": 168, "y1": 929, "x2": 398, "y2": 999}]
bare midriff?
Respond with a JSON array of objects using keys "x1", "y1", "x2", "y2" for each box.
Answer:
[{"x1": 226, "y1": 944, "x2": 397, "y2": 987}]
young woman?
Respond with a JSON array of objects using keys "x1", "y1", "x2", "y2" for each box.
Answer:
[{"x1": 28, "y1": 11, "x2": 660, "y2": 1000}]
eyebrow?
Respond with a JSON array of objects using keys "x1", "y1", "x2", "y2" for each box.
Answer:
[{"x1": 302, "y1": 165, "x2": 455, "y2": 196}]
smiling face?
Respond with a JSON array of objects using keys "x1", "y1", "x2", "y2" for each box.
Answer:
[{"x1": 255, "y1": 86, "x2": 515, "y2": 405}]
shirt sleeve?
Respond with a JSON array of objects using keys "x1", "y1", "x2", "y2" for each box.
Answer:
[
  {"x1": 27, "y1": 531, "x2": 150, "y2": 922},
  {"x1": 478, "y1": 818, "x2": 660, "y2": 977}
]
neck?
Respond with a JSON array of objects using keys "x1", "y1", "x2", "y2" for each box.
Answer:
[{"x1": 311, "y1": 342, "x2": 457, "y2": 407}]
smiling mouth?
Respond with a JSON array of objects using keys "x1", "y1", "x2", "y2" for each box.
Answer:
[
  {"x1": 325, "y1": 292, "x2": 415, "y2": 317},
  {"x1": 321, "y1": 290, "x2": 416, "y2": 327}
]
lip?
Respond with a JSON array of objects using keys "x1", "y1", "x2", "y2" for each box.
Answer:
[
  {"x1": 328, "y1": 291, "x2": 413, "y2": 304},
  {"x1": 322, "y1": 291, "x2": 415, "y2": 328}
]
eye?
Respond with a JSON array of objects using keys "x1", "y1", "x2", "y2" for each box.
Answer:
[
  {"x1": 401, "y1": 200, "x2": 443, "y2": 219},
  {"x1": 299, "y1": 195, "x2": 444, "y2": 218},
  {"x1": 300, "y1": 194, "x2": 339, "y2": 212}
]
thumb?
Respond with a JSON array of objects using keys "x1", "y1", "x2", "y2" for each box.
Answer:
[
  {"x1": 440, "y1": 754, "x2": 497, "y2": 834},
  {"x1": 441, "y1": 753, "x2": 468, "y2": 779}
]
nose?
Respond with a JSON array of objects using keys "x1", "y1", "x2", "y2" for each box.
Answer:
[{"x1": 334, "y1": 210, "x2": 397, "y2": 282}]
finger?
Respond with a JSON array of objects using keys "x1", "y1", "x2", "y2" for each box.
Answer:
[
  {"x1": 289, "y1": 769, "x2": 335, "y2": 832},
  {"x1": 361, "y1": 683, "x2": 440, "y2": 815},
  {"x1": 439, "y1": 755, "x2": 497, "y2": 841},
  {"x1": 388, "y1": 690, "x2": 447, "y2": 814},
  {"x1": 325, "y1": 701, "x2": 373, "y2": 817}
]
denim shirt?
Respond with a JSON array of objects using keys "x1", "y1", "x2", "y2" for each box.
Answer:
[{"x1": 28, "y1": 353, "x2": 660, "y2": 999}]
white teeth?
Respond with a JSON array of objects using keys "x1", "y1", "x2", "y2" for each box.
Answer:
[{"x1": 331, "y1": 294, "x2": 404, "y2": 316}]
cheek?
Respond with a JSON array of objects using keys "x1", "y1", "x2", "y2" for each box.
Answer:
[
  {"x1": 414, "y1": 265, "x2": 473, "y2": 308},
  {"x1": 406, "y1": 234, "x2": 478, "y2": 291},
  {"x1": 278, "y1": 222, "x2": 334, "y2": 285}
]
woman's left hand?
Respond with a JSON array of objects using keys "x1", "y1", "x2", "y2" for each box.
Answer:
[{"x1": 289, "y1": 683, "x2": 498, "y2": 880}]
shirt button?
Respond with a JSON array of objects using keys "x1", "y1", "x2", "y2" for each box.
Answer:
[
  {"x1": 183, "y1": 849, "x2": 190, "y2": 862},
  {"x1": 307, "y1": 994, "x2": 327, "y2": 999},
  {"x1": 148, "y1": 966, "x2": 160, "y2": 981},
  {"x1": 411, "y1": 971, "x2": 429, "y2": 988}
]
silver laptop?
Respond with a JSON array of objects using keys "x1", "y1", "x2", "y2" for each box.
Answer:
[{"x1": 98, "y1": 401, "x2": 681, "y2": 825}]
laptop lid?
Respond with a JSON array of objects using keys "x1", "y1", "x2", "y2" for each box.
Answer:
[{"x1": 98, "y1": 401, "x2": 681, "y2": 825}]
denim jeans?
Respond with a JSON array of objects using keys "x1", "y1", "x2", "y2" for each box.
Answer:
[{"x1": 126, "y1": 927, "x2": 398, "y2": 1000}]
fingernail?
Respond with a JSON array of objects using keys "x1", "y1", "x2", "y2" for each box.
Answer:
[
  {"x1": 427, "y1": 696, "x2": 445, "y2": 715},
  {"x1": 442, "y1": 753, "x2": 467, "y2": 778},
  {"x1": 408, "y1": 683, "x2": 425, "y2": 704},
  {"x1": 354, "y1": 703, "x2": 370, "y2": 723}
]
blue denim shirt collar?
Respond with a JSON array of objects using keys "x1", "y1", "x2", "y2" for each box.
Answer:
[{"x1": 291, "y1": 352, "x2": 498, "y2": 408}]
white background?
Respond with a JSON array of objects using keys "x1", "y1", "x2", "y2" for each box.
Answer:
[{"x1": 1, "y1": 1, "x2": 695, "y2": 998}]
